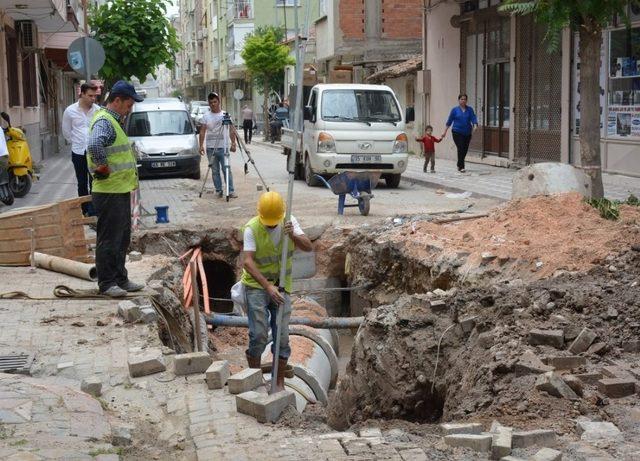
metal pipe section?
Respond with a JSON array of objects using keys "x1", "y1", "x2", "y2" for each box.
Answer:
[
  {"x1": 206, "y1": 313, "x2": 363, "y2": 329},
  {"x1": 31, "y1": 252, "x2": 97, "y2": 281}
]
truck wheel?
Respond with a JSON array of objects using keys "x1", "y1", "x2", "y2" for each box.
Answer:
[
  {"x1": 190, "y1": 168, "x2": 201, "y2": 180},
  {"x1": 294, "y1": 161, "x2": 304, "y2": 180},
  {"x1": 385, "y1": 174, "x2": 401, "y2": 189},
  {"x1": 358, "y1": 194, "x2": 371, "y2": 216},
  {"x1": 304, "y1": 156, "x2": 321, "y2": 187}
]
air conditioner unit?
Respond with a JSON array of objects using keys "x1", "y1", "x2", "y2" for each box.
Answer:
[{"x1": 17, "y1": 21, "x2": 37, "y2": 50}]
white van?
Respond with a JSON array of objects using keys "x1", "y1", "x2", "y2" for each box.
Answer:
[{"x1": 282, "y1": 84, "x2": 414, "y2": 188}]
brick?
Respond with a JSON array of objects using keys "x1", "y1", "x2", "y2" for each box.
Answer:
[
  {"x1": 528, "y1": 329, "x2": 564, "y2": 348},
  {"x1": 535, "y1": 372, "x2": 579, "y2": 400},
  {"x1": 511, "y1": 430, "x2": 556, "y2": 448},
  {"x1": 127, "y1": 351, "x2": 166, "y2": 377},
  {"x1": 80, "y1": 375, "x2": 102, "y2": 397},
  {"x1": 542, "y1": 356, "x2": 587, "y2": 370},
  {"x1": 440, "y1": 422, "x2": 483, "y2": 435},
  {"x1": 568, "y1": 328, "x2": 597, "y2": 354},
  {"x1": 444, "y1": 434, "x2": 492, "y2": 452},
  {"x1": 576, "y1": 421, "x2": 622, "y2": 443},
  {"x1": 531, "y1": 448, "x2": 562, "y2": 461},
  {"x1": 205, "y1": 360, "x2": 230, "y2": 389},
  {"x1": 173, "y1": 351, "x2": 213, "y2": 376},
  {"x1": 597, "y1": 378, "x2": 637, "y2": 398},
  {"x1": 491, "y1": 426, "x2": 512, "y2": 460},
  {"x1": 228, "y1": 368, "x2": 262, "y2": 394},
  {"x1": 235, "y1": 389, "x2": 295, "y2": 423},
  {"x1": 515, "y1": 350, "x2": 554, "y2": 376}
]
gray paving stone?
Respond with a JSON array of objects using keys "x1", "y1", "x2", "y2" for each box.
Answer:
[
  {"x1": 576, "y1": 421, "x2": 623, "y2": 443},
  {"x1": 568, "y1": 328, "x2": 597, "y2": 354},
  {"x1": 511, "y1": 429, "x2": 556, "y2": 448},
  {"x1": 531, "y1": 448, "x2": 562, "y2": 461},
  {"x1": 228, "y1": 368, "x2": 262, "y2": 394},
  {"x1": 398, "y1": 448, "x2": 428, "y2": 461},
  {"x1": 205, "y1": 360, "x2": 230, "y2": 389},
  {"x1": 440, "y1": 422, "x2": 483, "y2": 435},
  {"x1": 127, "y1": 350, "x2": 166, "y2": 377},
  {"x1": 173, "y1": 351, "x2": 213, "y2": 376},
  {"x1": 444, "y1": 434, "x2": 492, "y2": 452},
  {"x1": 491, "y1": 426, "x2": 512, "y2": 460}
]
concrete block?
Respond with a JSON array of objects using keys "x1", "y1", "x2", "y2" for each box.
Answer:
[
  {"x1": 528, "y1": 329, "x2": 564, "y2": 349},
  {"x1": 568, "y1": 328, "x2": 597, "y2": 354},
  {"x1": 440, "y1": 422, "x2": 483, "y2": 435},
  {"x1": 576, "y1": 421, "x2": 622, "y2": 443},
  {"x1": 118, "y1": 300, "x2": 141, "y2": 323},
  {"x1": 139, "y1": 306, "x2": 158, "y2": 323},
  {"x1": 444, "y1": 434, "x2": 492, "y2": 452},
  {"x1": 601, "y1": 365, "x2": 633, "y2": 379},
  {"x1": 459, "y1": 316, "x2": 478, "y2": 333},
  {"x1": 127, "y1": 350, "x2": 166, "y2": 377},
  {"x1": 511, "y1": 430, "x2": 556, "y2": 448},
  {"x1": 80, "y1": 375, "x2": 102, "y2": 397},
  {"x1": 573, "y1": 372, "x2": 602, "y2": 384},
  {"x1": 542, "y1": 356, "x2": 587, "y2": 370},
  {"x1": 173, "y1": 351, "x2": 213, "y2": 376},
  {"x1": 205, "y1": 360, "x2": 230, "y2": 389},
  {"x1": 562, "y1": 375, "x2": 584, "y2": 396},
  {"x1": 235, "y1": 390, "x2": 295, "y2": 423},
  {"x1": 228, "y1": 368, "x2": 262, "y2": 394},
  {"x1": 535, "y1": 372, "x2": 579, "y2": 400},
  {"x1": 597, "y1": 378, "x2": 637, "y2": 398},
  {"x1": 531, "y1": 448, "x2": 562, "y2": 461},
  {"x1": 515, "y1": 351, "x2": 554, "y2": 376},
  {"x1": 491, "y1": 426, "x2": 512, "y2": 460},
  {"x1": 512, "y1": 163, "x2": 590, "y2": 199}
]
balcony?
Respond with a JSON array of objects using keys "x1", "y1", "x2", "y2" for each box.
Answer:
[
  {"x1": 227, "y1": 0, "x2": 253, "y2": 21},
  {"x1": 0, "y1": 0, "x2": 77, "y2": 32}
]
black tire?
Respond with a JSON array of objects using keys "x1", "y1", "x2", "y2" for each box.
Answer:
[
  {"x1": 10, "y1": 174, "x2": 31, "y2": 197},
  {"x1": 358, "y1": 194, "x2": 371, "y2": 216},
  {"x1": 191, "y1": 169, "x2": 201, "y2": 180},
  {"x1": 304, "y1": 155, "x2": 321, "y2": 187},
  {"x1": 385, "y1": 174, "x2": 401, "y2": 189},
  {"x1": 294, "y1": 157, "x2": 304, "y2": 180}
]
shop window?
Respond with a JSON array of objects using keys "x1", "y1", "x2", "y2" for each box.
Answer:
[{"x1": 607, "y1": 26, "x2": 640, "y2": 138}]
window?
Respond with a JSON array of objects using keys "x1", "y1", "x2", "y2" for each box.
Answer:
[
  {"x1": 276, "y1": 0, "x2": 296, "y2": 6},
  {"x1": 5, "y1": 27, "x2": 20, "y2": 107},
  {"x1": 127, "y1": 111, "x2": 195, "y2": 137},
  {"x1": 606, "y1": 26, "x2": 640, "y2": 138},
  {"x1": 22, "y1": 52, "x2": 38, "y2": 107},
  {"x1": 321, "y1": 90, "x2": 401, "y2": 122}
]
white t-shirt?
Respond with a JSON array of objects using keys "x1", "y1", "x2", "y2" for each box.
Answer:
[
  {"x1": 62, "y1": 101, "x2": 99, "y2": 154},
  {"x1": 243, "y1": 216, "x2": 304, "y2": 252},
  {"x1": 0, "y1": 130, "x2": 8, "y2": 157},
  {"x1": 203, "y1": 110, "x2": 229, "y2": 150}
]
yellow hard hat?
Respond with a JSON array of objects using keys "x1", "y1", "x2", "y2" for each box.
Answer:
[{"x1": 257, "y1": 191, "x2": 285, "y2": 226}]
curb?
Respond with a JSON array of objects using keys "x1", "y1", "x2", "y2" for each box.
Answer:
[{"x1": 400, "y1": 172, "x2": 508, "y2": 202}]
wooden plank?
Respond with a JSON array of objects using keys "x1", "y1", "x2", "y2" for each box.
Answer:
[
  {"x1": 0, "y1": 225, "x2": 63, "y2": 241},
  {"x1": 0, "y1": 213, "x2": 59, "y2": 230},
  {"x1": 0, "y1": 236, "x2": 63, "y2": 252}
]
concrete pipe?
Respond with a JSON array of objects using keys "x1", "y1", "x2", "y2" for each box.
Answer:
[
  {"x1": 31, "y1": 252, "x2": 97, "y2": 281},
  {"x1": 206, "y1": 313, "x2": 363, "y2": 329}
]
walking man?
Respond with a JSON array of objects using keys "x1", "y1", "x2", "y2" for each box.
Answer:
[
  {"x1": 241, "y1": 191, "x2": 313, "y2": 391},
  {"x1": 241, "y1": 104, "x2": 255, "y2": 144},
  {"x1": 62, "y1": 83, "x2": 99, "y2": 216},
  {"x1": 87, "y1": 80, "x2": 144, "y2": 298},
  {"x1": 199, "y1": 92, "x2": 238, "y2": 198}
]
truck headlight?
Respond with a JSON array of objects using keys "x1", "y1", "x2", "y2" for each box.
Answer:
[
  {"x1": 317, "y1": 132, "x2": 336, "y2": 153},
  {"x1": 393, "y1": 133, "x2": 408, "y2": 154}
]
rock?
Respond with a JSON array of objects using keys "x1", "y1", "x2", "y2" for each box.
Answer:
[
  {"x1": 511, "y1": 429, "x2": 556, "y2": 448},
  {"x1": 205, "y1": 360, "x2": 230, "y2": 389},
  {"x1": 440, "y1": 423, "x2": 483, "y2": 435},
  {"x1": 429, "y1": 299, "x2": 447, "y2": 312},
  {"x1": 444, "y1": 434, "x2": 492, "y2": 452},
  {"x1": 568, "y1": 328, "x2": 597, "y2": 354},
  {"x1": 562, "y1": 375, "x2": 584, "y2": 396},
  {"x1": 542, "y1": 356, "x2": 587, "y2": 371},
  {"x1": 80, "y1": 375, "x2": 102, "y2": 397},
  {"x1": 117, "y1": 300, "x2": 141, "y2": 323},
  {"x1": 530, "y1": 448, "x2": 562, "y2": 461},
  {"x1": 605, "y1": 307, "x2": 618, "y2": 319},
  {"x1": 173, "y1": 351, "x2": 213, "y2": 376},
  {"x1": 481, "y1": 252, "x2": 497, "y2": 264},
  {"x1": 586, "y1": 342, "x2": 608, "y2": 356},
  {"x1": 573, "y1": 372, "x2": 602, "y2": 385},
  {"x1": 623, "y1": 340, "x2": 640, "y2": 353},
  {"x1": 459, "y1": 316, "x2": 478, "y2": 333},
  {"x1": 491, "y1": 426, "x2": 512, "y2": 460},
  {"x1": 359, "y1": 427, "x2": 383, "y2": 438},
  {"x1": 576, "y1": 421, "x2": 622, "y2": 443},
  {"x1": 303, "y1": 223, "x2": 329, "y2": 241},
  {"x1": 535, "y1": 372, "x2": 579, "y2": 400},
  {"x1": 77, "y1": 339, "x2": 88, "y2": 345},
  {"x1": 128, "y1": 251, "x2": 142, "y2": 261},
  {"x1": 515, "y1": 351, "x2": 554, "y2": 376},
  {"x1": 112, "y1": 424, "x2": 133, "y2": 446},
  {"x1": 139, "y1": 306, "x2": 158, "y2": 323},
  {"x1": 127, "y1": 350, "x2": 166, "y2": 377},
  {"x1": 562, "y1": 324, "x2": 581, "y2": 342},
  {"x1": 528, "y1": 329, "x2": 564, "y2": 349},
  {"x1": 597, "y1": 378, "x2": 637, "y2": 398},
  {"x1": 147, "y1": 279, "x2": 165, "y2": 294},
  {"x1": 96, "y1": 319, "x2": 109, "y2": 326},
  {"x1": 478, "y1": 331, "x2": 495, "y2": 349}
]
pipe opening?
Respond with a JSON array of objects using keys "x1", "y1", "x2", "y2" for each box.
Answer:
[{"x1": 199, "y1": 258, "x2": 236, "y2": 313}]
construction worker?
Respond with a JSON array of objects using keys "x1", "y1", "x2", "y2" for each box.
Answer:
[
  {"x1": 240, "y1": 191, "x2": 313, "y2": 391},
  {"x1": 87, "y1": 80, "x2": 144, "y2": 298}
]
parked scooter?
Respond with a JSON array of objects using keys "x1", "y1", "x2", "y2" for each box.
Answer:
[{"x1": 1, "y1": 112, "x2": 34, "y2": 197}]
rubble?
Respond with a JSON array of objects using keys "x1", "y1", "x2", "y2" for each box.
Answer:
[
  {"x1": 528, "y1": 329, "x2": 564, "y2": 349},
  {"x1": 535, "y1": 372, "x2": 579, "y2": 400},
  {"x1": 568, "y1": 328, "x2": 597, "y2": 353},
  {"x1": 576, "y1": 421, "x2": 622, "y2": 443}
]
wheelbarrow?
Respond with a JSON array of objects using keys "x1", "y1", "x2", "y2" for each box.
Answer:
[{"x1": 315, "y1": 171, "x2": 381, "y2": 216}]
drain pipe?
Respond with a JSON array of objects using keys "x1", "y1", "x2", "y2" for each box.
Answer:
[{"x1": 205, "y1": 313, "x2": 363, "y2": 329}]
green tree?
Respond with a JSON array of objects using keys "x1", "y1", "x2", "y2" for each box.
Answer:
[
  {"x1": 241, "y1": 26, "x2": 294, "y2": 140},
  {"x1": 89, "y1": 0, "x2": 181, "y2": 88},
  {"x1": 500, "y1": 1, "x2": 640, "y2": 198}
]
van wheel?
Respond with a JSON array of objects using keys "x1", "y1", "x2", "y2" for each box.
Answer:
[
  {"x1": 385, "y1": 174, "x2": 401, "y2": 189},
  {"x1": 304, "y1": 156, "x2": 321, "y2": 187}
]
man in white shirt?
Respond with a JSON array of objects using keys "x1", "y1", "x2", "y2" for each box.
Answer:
[
  {"x1": 62, "y1": 83, "x2": 99, "y2": 215},
  {"x1": 198, "y1": 92, "x2": 238, "y2": 198}
]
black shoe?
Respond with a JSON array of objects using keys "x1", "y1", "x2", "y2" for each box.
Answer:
[{"x1": 216, "y1": 191, "x2": 223, "y2": 198}]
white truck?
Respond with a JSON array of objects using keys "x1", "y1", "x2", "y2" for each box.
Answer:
[{"x1": 282, "y1": 83, "x2": 414, "y2": 188}]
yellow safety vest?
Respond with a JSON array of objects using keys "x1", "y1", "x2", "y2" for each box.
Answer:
[
  {"x1": 87, "y1": 109, "x2": 138, "y2": 193},
  {"x1": 241, "y1": 216, "x2": 295, "y2": 293}
]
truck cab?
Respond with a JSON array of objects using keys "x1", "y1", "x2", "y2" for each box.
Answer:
[{"x1": 283, "y1": 83, "x2": 414, "y2": 188}]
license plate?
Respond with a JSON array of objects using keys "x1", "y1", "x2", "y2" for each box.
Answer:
[
  {"x1": 350, "y1": 154, "x2": 382, "y2": 163},
  {"x1": 151, "y1": 161, "x2": 176, "y2": 168}
]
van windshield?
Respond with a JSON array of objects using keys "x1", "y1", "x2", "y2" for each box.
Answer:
[
  {"x1": 321, "y1": 89, "x2": 401, "y2": 123},
  {"x1": 127, "y1": 111, "x2": 194, "y2": 136}
]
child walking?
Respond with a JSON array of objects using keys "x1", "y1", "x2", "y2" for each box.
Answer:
[{"x1": 416, "y1": 125, "x2": 441, "y2": 173}]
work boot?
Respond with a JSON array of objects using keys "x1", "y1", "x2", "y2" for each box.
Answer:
[
  {"x1": 101, "y1": 285, "x2": 127, "y2": 298},
  {"x1": 260, "y1": 362, "x2": 294, "y2": 378},
  {"x1": 246, "y1": 353, "x2": 261, "y2": 369},
  {"x1": 118, "y1": 280, "x2": 144, "y2": 292},
  {"x1": 274, "y1": 358, "x2": 288, "y2": 392}
]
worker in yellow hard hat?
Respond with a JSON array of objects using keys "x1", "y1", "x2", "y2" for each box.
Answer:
[{"x1": 240, "y1": 191, "x2": 313, "y2": 391}]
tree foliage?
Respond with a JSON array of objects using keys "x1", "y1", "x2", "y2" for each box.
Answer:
[
  {"x1": 240, "y1": 26, "x2": 294, "y2": 96},
  {"x1": 89, "y1": 0, "x2": 181, "y2": 87}
]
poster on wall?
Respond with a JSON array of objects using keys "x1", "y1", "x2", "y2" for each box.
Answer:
[
  {"x1": 573, "y1": 33, "x2": 606, "y2": 135},
  {"x1": 607, "y1": 105, "x2": 640, "y2": 137}
]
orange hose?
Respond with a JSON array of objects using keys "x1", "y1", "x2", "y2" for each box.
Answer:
[
  {"x1": 196, "y1": 251, "x2": 211, "y2": 315},
  {"x1": 183, "y1": 248, "x2": 201, "y2": 308}
]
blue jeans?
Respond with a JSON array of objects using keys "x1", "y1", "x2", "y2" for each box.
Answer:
[
  {"x1": 244, "y1": 286, "x2": 292, "y2": 360},
  {"x1": 206, "y1": 147, "x2": 234, "y2": 193}
]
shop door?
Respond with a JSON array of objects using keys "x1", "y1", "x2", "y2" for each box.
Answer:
[{"x1": 484, "y1": 61, "x2": 510, "y2": 156}]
